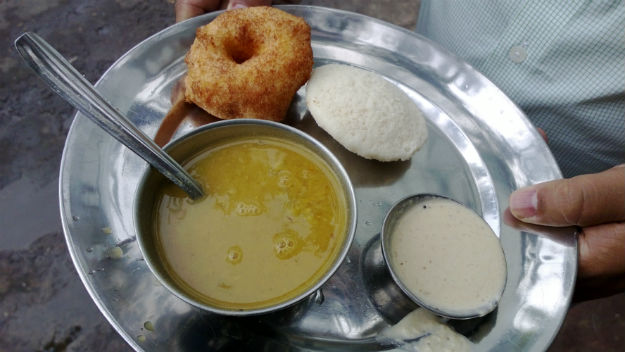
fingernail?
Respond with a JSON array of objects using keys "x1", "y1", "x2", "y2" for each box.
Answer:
[
  {"x1": 510, "y1": 187, "x2": 537, "y2": 219},
  {"x1": 176, "y1": 8, "x2": 192, "y2": 22},
  {"x1": 227, "y1": 2, "x2": 246, "y2": 9}
]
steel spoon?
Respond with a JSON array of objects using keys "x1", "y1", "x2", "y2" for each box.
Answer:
[{"x1": 14, "y1": 32, "x2": 204, "y2": 200}]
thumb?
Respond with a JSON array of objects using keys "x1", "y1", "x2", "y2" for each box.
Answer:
[
  {"x1": 509, "y1": 165, "x2": 625, "y2": 227},
  {"x1": 175, "y1": 0, "x2": 221, "y2": 22}
]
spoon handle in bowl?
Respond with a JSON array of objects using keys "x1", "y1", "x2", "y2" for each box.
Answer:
[{"x1": 14, "y1": 32, "x2": 204, "y2": 200}]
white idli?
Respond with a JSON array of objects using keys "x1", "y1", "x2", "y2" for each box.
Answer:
[{"x1": 306, "y1": 64, "x2": 427, "y2": 161}]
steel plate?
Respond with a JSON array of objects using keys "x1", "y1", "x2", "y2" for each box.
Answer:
[{"x1": 59, "y1": 5, "x2": 576, "y2": 351}]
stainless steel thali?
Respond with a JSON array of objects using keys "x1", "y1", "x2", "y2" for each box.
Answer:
[{"x1": 59, "y1": 5, "x2": 577, "y2": 351}]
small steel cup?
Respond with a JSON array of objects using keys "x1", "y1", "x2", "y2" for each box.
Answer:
[
  {"x1": 135, "y1": 119, "x2": 357, "y2": 316},
  {"x1": 381, "y1": 194, "x2": 507, "y2": 320}
]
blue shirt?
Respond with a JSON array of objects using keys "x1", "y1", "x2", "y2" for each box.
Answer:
[{"x1": 416, "y1": 0, "x2": 625, "y2": 177}]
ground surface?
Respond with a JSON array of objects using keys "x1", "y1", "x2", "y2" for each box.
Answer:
[{"x1": 1, "y1": 0, "x2": 623, "y2": 351}]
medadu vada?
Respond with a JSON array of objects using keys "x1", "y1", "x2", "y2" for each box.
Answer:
[{"x1": 184, "y1": 7, "x2": 313, "y2": 121}]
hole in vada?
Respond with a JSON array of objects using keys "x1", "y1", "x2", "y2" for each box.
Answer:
[{"x1": 224, "y1": 37, "x2": 256, "y2": 64}]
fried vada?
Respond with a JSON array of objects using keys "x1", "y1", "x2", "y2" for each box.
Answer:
[{"x1": 184, "y1": 7, "x2": 313, "y2": 121}]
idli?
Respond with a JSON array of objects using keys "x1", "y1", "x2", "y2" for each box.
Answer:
[{"x1": 306, "y1": 64, "x2": 427, "y2": 161}]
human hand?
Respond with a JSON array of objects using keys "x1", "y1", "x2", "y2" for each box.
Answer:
[
  {"x1": 509, "y1": 165, "x2": 625, "y2": 301},
  {"x1": 175, "y1": 0, "x2": 272, "y2": 22}
]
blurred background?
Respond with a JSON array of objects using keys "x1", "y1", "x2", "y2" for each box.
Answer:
[{"x1": 1, "y1": 0, "x2": 623, "y2": 350}]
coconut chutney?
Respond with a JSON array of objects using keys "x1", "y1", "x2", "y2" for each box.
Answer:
[{"x1": 387, "y1": 197, "x2": 506, "y2": 317}]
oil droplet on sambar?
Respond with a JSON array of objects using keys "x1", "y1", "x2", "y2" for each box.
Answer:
[
  {"x1": 226, "y1": 246, "x2": 243, "y2": 264},
  {"x1": 273, "y1": 230, "x2": 302, "y2": 260}
]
